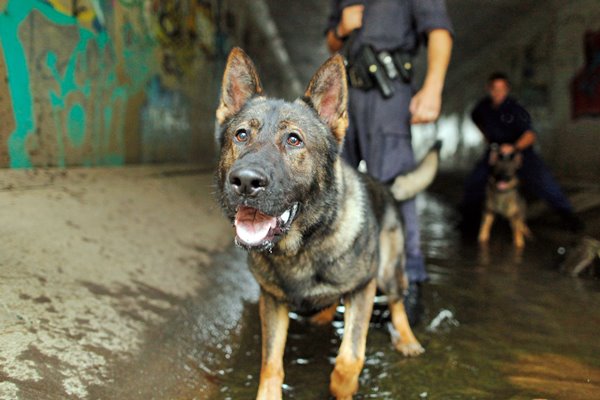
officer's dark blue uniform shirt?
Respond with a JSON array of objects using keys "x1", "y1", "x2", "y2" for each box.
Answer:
[
  {"x1": 471, "y1": 96, "x2": 532, "y2": 145},
  {"x1": 327, "y1": 0, "x2": 453, "y2": 55}
]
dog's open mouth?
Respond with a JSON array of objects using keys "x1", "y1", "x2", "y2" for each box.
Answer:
[
  {"x1": 496, "y1": 181, "x2": 510, "y2": 191},
  {"x1": 234, "y1": 203, "x2": 299, "y2": 250},
  {"x1": 495, "y1": 180, "x2": 514, "y2": 191}
]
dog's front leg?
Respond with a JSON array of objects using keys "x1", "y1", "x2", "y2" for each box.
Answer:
[
  {"x1": 330, "y1": 279, "x2": 376, "y2": 400},
  {"x1": 510, "y1": 217, "x2": 526, "y2": 248},
  {"x1": 478, "y1": 212, "x2": 495, "y2": 244},
  {"x1": 388, "y1": 299, "x2": 425, "y2": 356},
  {"x1": 257, "y1": 290, "x2": 289, "y2": 400}
]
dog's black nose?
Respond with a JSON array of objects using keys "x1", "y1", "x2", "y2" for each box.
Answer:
[{"x1": 229, "y1": 168, "x2": 269, "y2": 197}]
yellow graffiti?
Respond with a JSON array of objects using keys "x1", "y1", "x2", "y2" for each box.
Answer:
[
  {"x1": 149, "y1": 0, "x2": 215, "y2": 78},
  {"x1": 44, "y1": 0, "x2": 103, "y2": 31}
]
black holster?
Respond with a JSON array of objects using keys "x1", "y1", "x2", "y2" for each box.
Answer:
[{"x1": 343, "y1": 39, "x2": 413, "y2": 99}]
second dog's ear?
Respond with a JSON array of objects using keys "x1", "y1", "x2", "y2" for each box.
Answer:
[
  {"x1": 216, "y1": 48, "x2": 263, "y2": 124},
  {"x1": 304, "y1": 54, "x2": 348, "y2": 144}
]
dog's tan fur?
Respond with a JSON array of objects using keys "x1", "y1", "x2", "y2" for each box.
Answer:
[{"x1": 478, "y1": 149, "x2": 530, "y2": 248}]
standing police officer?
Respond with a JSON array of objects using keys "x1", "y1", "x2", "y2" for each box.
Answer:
[
  {"x1": 325, "y1": 0, "x2": 453, "y2": 324},
  {"x1": 461, "y1": 73, "x2": 583, "y2": 231}
]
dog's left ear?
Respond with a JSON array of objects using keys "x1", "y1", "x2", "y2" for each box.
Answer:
[
  {"x1": 304, "y1": 54, "x2": 348, "y2": 144},
  {"x1": 216, "y1": 47, "x2": 263, "y2": 125}
]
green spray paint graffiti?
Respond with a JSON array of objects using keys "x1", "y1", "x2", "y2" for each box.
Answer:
[
  {"x1": 0, "y1": 0, "x2": 156, "y2": 167},
  {"x1": 0, "y1": 1, "x2": 61, "y2": 167},
  {"x1": 43, "y1": 28, "x2": 129, "y2": 166}
]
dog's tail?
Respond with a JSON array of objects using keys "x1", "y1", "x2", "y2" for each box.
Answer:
[{"x1": 390, "y1": 141, "x2": 441, "y2": 202}]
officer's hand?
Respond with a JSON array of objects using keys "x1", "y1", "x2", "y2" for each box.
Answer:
[
  {"x1": 500, "y1": 143, "x2": 515, "y2": 155},
  {"x1": 410, "y1": 88, "x2": 442, "y2": 124},
  {"x1": 338, "y1": 5, "x2": 364, "y2": 37}
]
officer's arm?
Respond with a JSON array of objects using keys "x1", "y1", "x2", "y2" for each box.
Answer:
[
  {"x1": 423, "y1": 29, "x2": 453, "y2": 98},
  {"x1": 327, "y1": 29, "x2": 345, "y2": 53},
  {"x1": 475, "y1": 123, "x2": 489, "y2": 141},
  {"x1": 511, "y1": 104, "x2": 536, "y2": 152},
  {"x1": 410, "y1": 29, "x2": 453, "y2": 124},
  {"x1": 515, "y1": 130, "x2": 536, "y2": 151},
  {"x1": 327, "y1": 4, "x2": 364, "y2": 53},
  {"x1": 470, "y1": 106, "x2": 489, "y2": 141},
  {"x1": 500, "y1": 130, "x2": 536, "y2": 155}
]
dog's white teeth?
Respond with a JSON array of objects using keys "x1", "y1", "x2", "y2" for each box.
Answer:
[{"x1": 280, "y1": 209, "x2": 291, "y2": 224}]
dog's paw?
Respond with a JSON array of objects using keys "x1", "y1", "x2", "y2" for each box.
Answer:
[{"x1": 394, "y1": 341, "x2": 425, "y2": 357}]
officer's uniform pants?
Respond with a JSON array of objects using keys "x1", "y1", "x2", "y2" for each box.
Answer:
[
  {"x1": 342, "y1": 81, "x2": 428, "y2": 283},
  {"x1": 461, "y1": 149, "x2": 574, "y2": 217}
]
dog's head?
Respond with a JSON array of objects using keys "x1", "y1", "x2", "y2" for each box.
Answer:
[
  {"x1": 214, "y1": 48, "x2": 348, "y2": 252},
  {"x1": 488, "y1": 145, "x2": 522, "y2": 191}
]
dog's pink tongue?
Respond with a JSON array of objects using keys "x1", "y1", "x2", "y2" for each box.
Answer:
[
  {"x1": 497, "y1": 181, "x2": 510, "y2": 191},
  {"x1": 235, "y1": 206, "x2": 277, "y2": 245}
]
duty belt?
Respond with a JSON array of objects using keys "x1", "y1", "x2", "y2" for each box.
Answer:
[{"x1": 345, "y1": 46, "x2": 413, "y2": 99}]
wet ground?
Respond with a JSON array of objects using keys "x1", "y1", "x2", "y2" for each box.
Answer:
[
  {"x1": 2, "y1": 168, "x2": 599, "y2": 399},
  {"x1": 154, "y1": 190, "x2": 600, "y2": 400}
]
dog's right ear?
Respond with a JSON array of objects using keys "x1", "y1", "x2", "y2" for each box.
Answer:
[
  {"x1": 216, "y1": 48, "x2": 263, "y2": 125},
  {"x1": 304, "y1": 54, "x2": 348, "y2": 145}
]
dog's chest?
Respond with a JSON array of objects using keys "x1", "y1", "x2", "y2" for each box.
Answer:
[
  {"x1": 488, "y1": 189, "x2": 521, "y2": 217},
  {"x1": 248, "y1": 248, "x2": 373, "y2": 310}
]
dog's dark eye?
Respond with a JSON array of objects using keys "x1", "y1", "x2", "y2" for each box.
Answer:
[
  {"x1": 286, "y1": 132, "x2": 303, "y2": 147},
  {"x1": 234, "y1": 129, "x2": 249, "y2": 143}
]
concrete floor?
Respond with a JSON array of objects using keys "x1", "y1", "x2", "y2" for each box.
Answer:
[
  {"x1": 1, "y1": 166, "x2": 599, "y2": 400},
  {"x1": 0, "y1": 166, "x2": 235, "y2": 400}
]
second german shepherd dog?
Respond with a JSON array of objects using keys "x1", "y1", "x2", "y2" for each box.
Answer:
[
  {"x1": 478, "y1": 145, "x2": 530, "y2": 248},
  {"x1": 215, "y1": 48, "x2": 440, "y2": 399}
]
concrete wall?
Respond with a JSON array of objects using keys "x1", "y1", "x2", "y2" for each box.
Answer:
[
  {"x1": 421, "y1": 0, "x2": 600, "y2": 181},
  {"x1": 550, "y1": 0, "x2": 600, "y2": 181},
  {"x1": 0, "y1": 0, "x2": 222, "y2": 168}
]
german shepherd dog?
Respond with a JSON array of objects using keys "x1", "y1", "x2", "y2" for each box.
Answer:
[
  {"x1": 215, "y1": 48, "x2": 440, "y2": 399},
  {"x1": 478, "y1": 145, "x2": 530, "y2": 248}
]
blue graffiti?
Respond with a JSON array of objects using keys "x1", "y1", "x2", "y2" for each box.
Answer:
[
  {"x1": 0, "y1": 0, "x2": 155, "y2": 167},
  {"x1": 0, "y1": 1, "x2": 74, "y2": 167}
]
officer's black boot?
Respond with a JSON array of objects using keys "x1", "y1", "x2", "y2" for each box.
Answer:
[{"x1": 404, "y1": 281, "x2": 424, "y2": 328}]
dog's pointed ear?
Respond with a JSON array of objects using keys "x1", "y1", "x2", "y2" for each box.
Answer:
[
  {"x1": 216, "y1": 47, "x2": 263, "y2": 124},
  {"x1": 304, "y1": 54, "x2": 348, "y2": 144}
]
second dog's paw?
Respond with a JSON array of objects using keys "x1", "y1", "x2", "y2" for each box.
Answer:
[{"x1": 394, "y1": 341, "x2": 425, "y2": 357}]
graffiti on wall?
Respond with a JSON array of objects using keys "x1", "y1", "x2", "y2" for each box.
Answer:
[
  {"x1": 41, "y1": 0, "x2": 106, "y2": 31},
  {"x1": 0, "y1": 42, "x2": 15, "y2": 166},
  {"x1": 0, "y1": 0, "x2": 152, "y2": 167},
  {"x1": 571, "y1": 30, "x2": 600, "y2": 119},
  {"x1": 0, "y1": 0, "x2": 219, "y2": 168},
  {"x1": 150, "y1": 0, "x2": 216, "y2": 78}
]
